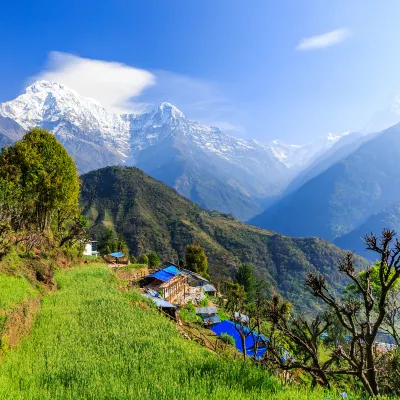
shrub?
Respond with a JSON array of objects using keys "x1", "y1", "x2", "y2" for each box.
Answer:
[{"x1": 219, "y1": 333, "x2": 235, "y2": 346}]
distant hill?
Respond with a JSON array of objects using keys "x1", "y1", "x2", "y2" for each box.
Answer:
[
  {"x1": 250, "y1": 124, "x2": 400, "y2": 243},
  {"x1": 335, "y1": 202, "x2": 400, "y2": 260},
  {"x1": 80, "y1": 166, "x2": 365, "y2": 310}
]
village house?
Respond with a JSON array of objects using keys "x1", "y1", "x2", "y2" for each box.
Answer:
[
  {"x1": 179, "y1": 268, "x2": 209, "y2": 287},
  {"x1": 142, "y1": 265, "x2": 188, "y2": 304},
  {"x1": 202, "y1": 283, "x2": 217, "y2": 296},
  {"x1": 83, "y1": 240, "x2": 98, "y2": 257}
]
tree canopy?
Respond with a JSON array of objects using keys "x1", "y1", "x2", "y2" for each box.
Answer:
[
  {"x1": 0, "y1": 128, "x2": 84, "y2": 254},
  {"x1": 185, "y1": 244, "x2": 210, "y2": 280}
]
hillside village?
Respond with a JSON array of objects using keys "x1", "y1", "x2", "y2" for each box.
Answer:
[{"x1": 86, "y1": 238, "x2": 269, "y2": 359}]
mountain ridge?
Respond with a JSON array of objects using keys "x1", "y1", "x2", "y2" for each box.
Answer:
[
  {"x1": 80, "y1": 165, "x2": 366, "y2": 311},
  {"x1": 0, "y1": 80, "x2": 363, "y2": 220}
]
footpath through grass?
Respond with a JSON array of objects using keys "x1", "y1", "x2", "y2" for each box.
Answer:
[{"x1": 0, "y1": 264, "x2": 344, "y2": 399}]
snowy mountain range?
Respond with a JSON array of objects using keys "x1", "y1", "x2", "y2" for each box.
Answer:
[{"x1": 0, "y1": 80, "x2": 362, "y2": 219}]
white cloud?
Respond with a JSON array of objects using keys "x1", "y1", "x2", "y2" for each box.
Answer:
[
  {"x1": 30, "y1": 52, "x2": 248, "y2": 137},
  {"x1": 31, "y1": 51, "x2": 156, "y2": 113},
  {"x1": 296, "y1": 28, "x2": 351, "y2": 51}
]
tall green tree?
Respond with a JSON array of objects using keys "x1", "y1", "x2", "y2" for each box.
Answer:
[
  {"x1": 235, "y1": 263, "x2": 256, "y2": 302},
  {"x1": 185, "y1": 244, "x2": 209, "y2": 280},
  {"x1": 0, "y1": 128, "x2": 83, "y2": 250},
  {"x1": 0, "y1": 128, "x2": 80, "y2": 233},
  {"x1": 148, "y1": 252, "x2": 161, "y2": 268},
  {"x1": 138, "y1": 254, "x2": 149, "y2": 265}
]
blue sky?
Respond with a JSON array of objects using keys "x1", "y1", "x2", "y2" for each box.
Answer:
[{"x1": 1, "y1": 0, "x2": 400, "y2": 143}]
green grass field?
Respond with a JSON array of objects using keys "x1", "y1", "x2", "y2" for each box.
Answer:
[
  {"x1": 0, "y1": 275, "x2": 38, "y2": 312},
  {"x1": 0, "y1": 264, "x2": 356, "y2": 399}
]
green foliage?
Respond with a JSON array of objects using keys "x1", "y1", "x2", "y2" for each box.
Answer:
[
  {"x1": 0, "y1": 274, "x2": 38, "y2": 311},
  {"x1": 130, "y1": 255, "x2": 137, "y2": 264},
  {"x1": 147, "y1": 251, "x2": 161, "y2": 268},
  {"x1": 97, "y1": 229, "x2": 128, "y2": 256},
  {"x1": 235, "y1": 263, "x2": 256, "y2": 302},
  {"x1": 119, "y1": 264, "x2": 147, "y2": 271},
  {"x1": 224, "y1": 282, "x2": 246, "y2": 313},
  {"x1": 0, "y1": 129, "x2": 84, "y2": 258},
  {"x1": 138, "y1": 254, "x2": 149, "y2": 265},
  {"x1": 219, "y1": 333, "x2": 235, "y2": 346},
  {"x1": 0, "y1": 128, "x2": 80, "y2": 233},
  {"x1": 179, "y1": 301, "x2": 199, "y2": 323},
  {"x1": 199, "y1": 297, "x2": 209, "y2": 307},
  {"x1": 185, "y1": 244, "x2": 210, "y2": 280}
]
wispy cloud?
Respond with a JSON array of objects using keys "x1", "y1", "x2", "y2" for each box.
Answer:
[
  {"x1": 31, "y1": 51, "x2": 156, "y2": 113},
  {"x1": 31, "y1": 52, "x2": 248, "y2": 137},
  {"x1": 296, "y1": 28, "x2": 351, "y2": 51}
]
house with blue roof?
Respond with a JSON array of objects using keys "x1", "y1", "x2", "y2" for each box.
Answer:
[{"x1": 143, "y1": 264, "x2": 188, "y2": 304}]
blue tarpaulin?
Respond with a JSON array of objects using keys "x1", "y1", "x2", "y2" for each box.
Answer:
[
  {"x1": 211, "y1": 320, "x2": 268, "y2": 359},
  {"x1": 148, "y1": 270, "x2": 175, "y2": 282},
  {"x1": 109, "y1": 252, "x2": 124, "y2": 258},
  {"x1": 163, "y1": 265, "x2": 181, "y2": 275}
]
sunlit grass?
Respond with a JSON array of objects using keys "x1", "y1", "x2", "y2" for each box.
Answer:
[
  {"x1": 0, "y1": 275, "x2": 37, "y2": 311},
  {"x1": 0, "y1": 264, "x2": 352, "y2": 399}
]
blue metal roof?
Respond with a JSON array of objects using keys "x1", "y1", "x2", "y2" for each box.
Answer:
[
  {"x1": 148, "y1": 270, "x2": 175, "y2": 282},
  {"x1": 163, "y1": 265, "x2": 181, "y2": 275},
  {"x1": 109, "y1": 252, "x2": 125, "y2": 258},
  {"x1": 146, "y1": 265, "x2": 181, "y2": 282},
  {"x1": 210, "y1": 320, "x2": 268, "y2": 359}
]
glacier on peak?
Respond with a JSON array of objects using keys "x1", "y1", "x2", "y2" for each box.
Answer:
[{"x1": 0, "y1": 80, "x2": 349, "y2": 171}]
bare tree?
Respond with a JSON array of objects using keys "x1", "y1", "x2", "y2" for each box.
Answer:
[
  {"x1": 305, "y1": 229, "x2": 400, "y2": 396},
  {"x1": 263, "y1": 230, "x2": 400, "y2": 396},
  {"x1": 264, "y1": 295, "x2": 335, "y2": 389}
]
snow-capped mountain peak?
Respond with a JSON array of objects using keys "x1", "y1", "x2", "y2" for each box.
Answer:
[
  {"x1": 153, "y1": 102, "x2": 185, "y2": 120},
  {"x1": 267, "y1": 132, "x2": 352, "y2": 169}
]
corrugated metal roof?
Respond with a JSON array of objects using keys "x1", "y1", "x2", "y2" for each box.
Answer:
[
  {"x1": 180, "y1": 268, "x2": 209, "y2": 282},
  {"x1": 203, "y1": 315, "x2": 221, "y2": 325},
  {"x1": 196, "y1": 307, "x2": 217, "y2": 315},
  {"x1": 234, "y1": 312, "x2": 249, "y2": 324},
  {"x1": 203, "y1": 284, "x2": 217, "y2": 292},
  {"x1": 142, "y1": 294, "x2": 176, "y2": 308}
]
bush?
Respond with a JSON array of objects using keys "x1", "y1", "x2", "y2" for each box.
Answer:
[
  {"x1": 219, "y1": 333, "x2": 235, "y2": 346},
  {"x1": 148, "y1": 252, "x2": 161, "y2": 268},
  {"x1": 138, "y1": 254, "x2": 149, "y2": 265}
]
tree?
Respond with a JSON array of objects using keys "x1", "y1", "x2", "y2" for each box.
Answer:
[
  {"x1": 138, "y1": 254, "x2": 149, "y2": 265},
  {"x1": 235, "y1": 263, "x2": 256, "y2": 302},
  {"x1": 98, "y1": 228, "x2": 118, "y2": 255},
  {"x1": 0, "y1": 128, "x2": 80, "y2": 233},
  {"x1": 185, "y1": 244, "x2": 210, "y2": 279},
  {"x1": 267, "y1": 229, "x2": 400, "y2": 396},
  {"x1": 0, "y1": 128, "x2": 83, "y2": 253},
  {"x1": 148, "y1": 252, "x2": 161, "y2": 268}
]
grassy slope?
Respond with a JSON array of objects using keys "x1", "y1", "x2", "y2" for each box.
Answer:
[
  {"x1": 0, "y1": 275, "x2": 37, "y2": 311},
  {"x1": 0, "y1": 264, "x2": 339, "y2": 400},
  {"x1": 81, "y1": 166, "x2": 365, "y2": 311}
]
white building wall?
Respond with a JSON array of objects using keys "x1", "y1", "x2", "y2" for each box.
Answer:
[{"x1": 83, "y1": 243, "x2": 92, "y2": 256}]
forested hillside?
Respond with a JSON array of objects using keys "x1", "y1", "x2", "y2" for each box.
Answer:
[{"x1": 81, "y1": 166, "x2": 364, "y2": 310}]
